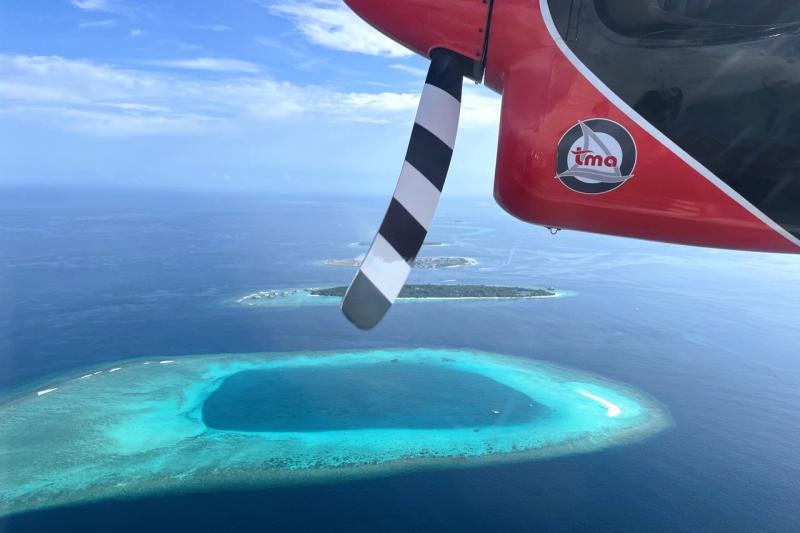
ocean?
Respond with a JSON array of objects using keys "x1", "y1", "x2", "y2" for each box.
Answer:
[{"x1": 1, "y1": 188, "x2": 799, "y2": 532}]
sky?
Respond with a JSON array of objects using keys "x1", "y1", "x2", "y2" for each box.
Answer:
[{"x1": 0, "y1": 0, "x2": 501, "y2": 196}]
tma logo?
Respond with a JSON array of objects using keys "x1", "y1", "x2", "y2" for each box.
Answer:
[
  {"x1": 556, "y1": 119, "x2": 637, "y2": 194},
  {"x1": 571, "y1": 148, "x2": 618, "y2": 169}
]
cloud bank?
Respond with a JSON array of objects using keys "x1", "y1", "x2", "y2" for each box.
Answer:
[{"x1": 0, "y1": 54, "x2": 499, "y2": 137}]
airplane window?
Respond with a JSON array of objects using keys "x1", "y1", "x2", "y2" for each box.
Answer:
[{"x1": 596, "y1": 0, "x2": 800, "y2": 40}]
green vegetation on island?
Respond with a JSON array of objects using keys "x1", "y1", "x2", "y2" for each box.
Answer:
[
  {"x1": 311, "y1": 284, "x2": 556, "y2": 299},
  {"x1": 236, "y1": 284, "x2": 558, "y2": 306},
  {"x1": 323, "y1": 256, "x2": 477, "y2": 269},
  {"x1": 414, "y1": 257, "x2": 476, "y2": 269},
  {"x1": 353, "y1": 241, "x2": 444, "y2": 247}
]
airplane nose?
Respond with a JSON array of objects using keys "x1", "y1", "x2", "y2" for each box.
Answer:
[{"x1": 344, "y1": 0, "x2": 491, "y2": 76}]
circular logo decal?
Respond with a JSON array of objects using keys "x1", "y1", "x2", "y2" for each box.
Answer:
[{"x1": 556, "y1": 118, "x2": 637, "y2": 194}]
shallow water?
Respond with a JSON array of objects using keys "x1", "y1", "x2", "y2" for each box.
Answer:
[{"x1": 0, "y1": 348, "x2": 669, "y2": 518}]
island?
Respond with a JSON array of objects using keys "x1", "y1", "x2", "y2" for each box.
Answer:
[
  {"x1": 237, "y1": 289, "x2": 300, "y2": 301},
  {"x1": 236, "y1": 284, "x2": 558, "y2": 306},
  {"x1": 310, "y1": 285, "x2": 555, "y2": 299},
  {"x1": 414, "y1": 257, "x2": 476, "y2": 269},
  {"x1": 323, "y1": 256, "x2": 477, "y2": 269},
  {"x1": 0, "y1": 349, "x2": 671, "y2": 517},
  {"x1": 351, "y1": 241, "x2": 445, "y2": 247},
  {"x1": 322, "y1": 258, "x2": 362, "y2": 267}
]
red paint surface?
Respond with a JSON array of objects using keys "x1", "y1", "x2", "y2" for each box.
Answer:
[
  {"x1": 344, "y1": 0, "x2": 798, "y2": 253},
  {"x1": 484, "y1": 0, "x2": 797, "y2": 252}
]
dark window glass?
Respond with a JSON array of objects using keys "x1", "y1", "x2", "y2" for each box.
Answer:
[{"x1": 596, "y1": 1, "x2": 800, "y2": 41}]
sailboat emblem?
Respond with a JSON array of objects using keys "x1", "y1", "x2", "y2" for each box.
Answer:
[{"x1": 556, "y1": 119, "x2": 637, "y2": 194}]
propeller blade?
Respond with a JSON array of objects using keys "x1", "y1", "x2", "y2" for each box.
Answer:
[{"x1": 342, "y1": 49, "x2": 471, "y2": 329}]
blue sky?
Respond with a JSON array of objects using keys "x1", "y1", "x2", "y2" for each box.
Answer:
[{"x1": 0, "y1": 0, "x2": 500, "y2": 196}]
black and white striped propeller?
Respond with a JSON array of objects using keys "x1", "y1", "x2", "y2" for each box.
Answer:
[{"x1": 342, "y1": 49, "x2": 473, "y2": 329}]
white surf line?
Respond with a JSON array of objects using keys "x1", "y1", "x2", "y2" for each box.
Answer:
[
  {"x1": 109, "y1": 367, "x2": 121, "y2": 373},
  {"x1": 577, "y1": 389, "x2": 622, "y2": 417},
  {"x1": 159, "y1": 360, "x2": 175, "y2": 364},
  {"x1": 37, "y1": 387, "x2": 58, "y2": 397},
  {"x1": 79, "y1": 374, "x2": 92, "y2": 379},
  {"x1": 92, "y1": 371, "x2": 103, "y2": 375}
]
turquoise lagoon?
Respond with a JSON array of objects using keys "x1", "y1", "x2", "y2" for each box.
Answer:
[{"x1": 0, "y1": 349, "x2": 671, "y2": 516}]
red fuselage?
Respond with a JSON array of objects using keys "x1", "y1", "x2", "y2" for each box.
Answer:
[{"x1": 345, "y1": 0, "x2": 800, "y2": 253}]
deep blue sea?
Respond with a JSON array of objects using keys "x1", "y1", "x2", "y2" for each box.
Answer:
[{"x1": 1, "y1": 188, "x2": 799, "y2": 532}]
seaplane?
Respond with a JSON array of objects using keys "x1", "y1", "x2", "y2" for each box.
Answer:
[{"x1": 338, "y1": 0, "x2": 800, "y2": 329}]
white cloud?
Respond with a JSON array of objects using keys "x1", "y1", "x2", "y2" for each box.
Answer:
[
  {"x1": 0, "y1": 54, "x2": 499, "y2": 137},
  {"x1": 147, "y1": 58, "x2": 260, "y2": 74},
  {"x1": 79, "y1": 18, "x2": 117, "y2": 29},
  {"x1": 0, "y1": 105, "x2": 222, "y2": 137},
  {"x1": 70, "y1": 1, "x2": 150, "y2": 23},
  {"x1": 269, "y1": 2, "x2": 412, "y2": 57},
  {"x1": 190, "y1": 24, "x2": 230, "y2": 32},
  {"x1": 71, "y1": 0, "x2": 111, "y2": 11},
  {"x1": 389, "y1": 64, "x2": 428, "y2": 78},
  {"x1": 340, "y1": 87, "x2": 500, "y2": 128},
  {"x1": 461, "y1": 88, "x2": 502, "y2": 127},
  {"x1": 340, "y1": 92, "x2": 417, "y2": 113}
]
